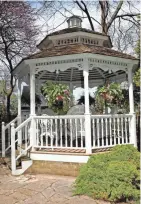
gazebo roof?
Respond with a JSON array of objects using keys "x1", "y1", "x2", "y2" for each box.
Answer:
[
  {"x1": 28, "y1": 43, "x2": 136, "y2": 60},
  {"x1": 37, "y1": 27, "x2": 111, "y2": 48},
  {"x1": 13, "y1": 16, "x2": 138, "y2": 85}
]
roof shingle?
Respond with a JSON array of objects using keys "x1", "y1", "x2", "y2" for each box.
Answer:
[{"x1": 28, "y1": 44, "x2": 137, "y2": 60}]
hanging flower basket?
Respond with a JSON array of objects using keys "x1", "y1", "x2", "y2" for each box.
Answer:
[
  {"x1": 96, "y1": 83, "x2": 124, "y2": 108},
  {"x1": 41, "y1": 81, "x2": 72, "y2": 114}
]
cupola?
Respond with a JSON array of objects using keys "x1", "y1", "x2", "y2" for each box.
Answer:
[{"x1": 67, "y1": 15, "x2": 82, "y2": 28}]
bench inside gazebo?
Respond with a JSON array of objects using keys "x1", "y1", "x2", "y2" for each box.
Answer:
[{"x1": 1, "y1": 16, "x2": 138, "y2": 176}]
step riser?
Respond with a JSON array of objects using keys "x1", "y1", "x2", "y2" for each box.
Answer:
[{"x1": 25, "y1": 160, "x2": 84, "y2": 177}]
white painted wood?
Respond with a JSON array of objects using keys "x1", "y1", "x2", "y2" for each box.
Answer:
[
  {"x1": 109, "y1": 118, "x2": 112, "y2": 145},
  {"x1": 97, "y1": 119, "x2": 100, "y2": 147},
  {"x1": 11, "y1": 123, "x2": 16, "y2": 175},
  {"x1": 128, "y1": 67, "x2": 136, "y2": 147},
  {"x1": 12, "y1": 160, "x2": 33, "y2": 176},
  {"x1": 75, "y1": 119, "x2": 78, "y2": 148},
  {"x1": 128, "y1": 68, "x2": 134, "y2": 113},
  {"x1": 101, "y1": 118, "x2": 104, "y2": 146},
  {"x1": 30, "y1": 152, "x2": 89, "y2": 163},
  {"x1": 105, "y1": 118, "x2": 108, "y2": 146},
  {"x1": 17, "y1": 79, "x2": 22, "y2": 117},
  {"x1": 83, "y1": 59, "x2": 92, "y2": 153},
  {"x1": 30, "y1": 67, "x2": 36, "y2": 116},
  {"x1": 2, "y1": 122, "x2": 5, "y2": 157},
  {"x1": 92, "y1": 118, "x2": 95, "y2": 147}
]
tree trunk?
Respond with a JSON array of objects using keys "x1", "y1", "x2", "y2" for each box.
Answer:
[{"x1": 7, "y1": 94, "x2": 11, "y2": 122}]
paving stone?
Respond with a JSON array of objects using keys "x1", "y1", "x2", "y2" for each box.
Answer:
[
  {"x1": 24, "y1": 180, "x2": 54, "y2": 192},
  {"x1": 15, "y1": 187, "x2": 38, "y2": 197},
  {"x1": 49, "y1": 193, "x2": 68, "y2": 203},
  {"x1": 55, "y1": 185, "x2": 73, "y2": 198},
  {"x1": 0, "y1": 182, "x2": 22, "y2": 190},
  {"x1": 0, "y1": 189, "x2": 15, "y2": 196},
  {"x1": 0, "y1": 194, "x2": 18, "y2": 204},
  {"x1": 22, "y1": 192, "x2": 47, "y2": 204},
  {"x1": 10, "y1": 191, "x2": 29, "y2": 201},
  {"x1": 42, "y1": 187, "x2": 55, "y2": 200},
  {"x1": 0, "y1": 160, "x2": 112, "y2": 204}
]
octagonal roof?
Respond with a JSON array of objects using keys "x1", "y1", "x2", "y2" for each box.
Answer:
[{"x1": 28, "y1": 43, "x2": 136, "y2": 60}]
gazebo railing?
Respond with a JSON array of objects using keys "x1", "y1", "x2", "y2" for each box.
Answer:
[
  {"x1": 91, "y1": 114, "x2": 133, "y2": 149},
  {"x1": 33, "y1": 115, "x2": 86, "y2": 150}
]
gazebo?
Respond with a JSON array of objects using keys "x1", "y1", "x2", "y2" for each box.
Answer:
[{"x1": 2, "y1": 16, "x2": 139, "y2": 175}]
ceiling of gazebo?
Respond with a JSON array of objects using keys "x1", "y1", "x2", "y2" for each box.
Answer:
[{"x1": 36, "y1": 67, "x2": 125, "y2": 82}]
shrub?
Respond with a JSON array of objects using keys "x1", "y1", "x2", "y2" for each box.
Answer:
[{"x1": 74, "y1": 145, "x2": 140, "y2": 202}]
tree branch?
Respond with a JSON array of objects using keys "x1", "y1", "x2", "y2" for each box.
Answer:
[
  {"x1": 107, "y1": 0, "x2": 123, "y2": 30},
  {"x1": 75, "y1": 0, "x2": 94, "y2": 30},
  {"x1": 116, "y1": 13, "x2": 140, "y2": 18}
]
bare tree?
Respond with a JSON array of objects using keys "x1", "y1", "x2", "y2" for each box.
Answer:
[
  {"x1": 0, "y1": 1, "x2": 38, "y2": 118},
  {"x1": 38, "y1": 0, "x2": 140, "y2": 53}
]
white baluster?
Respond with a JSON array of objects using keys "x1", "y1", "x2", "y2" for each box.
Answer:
[
  {"x1": 60, "y1": 119, "x2": 62, "y2": 147},
  {"x1": 36, "y1": 119, "x2": 39, "y2": 146},
  {"x1": 117, "y1": 117, "x2": 120, "y2": 144},
  {"x1": 97, "y1": 119, "x2": 100, "y2": 147},
  {"x1": 105, "y1": 118, "x2": 108, "y2": 146},
  {"x1": 121, "y1": 117, "x2": 124, "y2": 144},
  {"x1": 2, "y1": 122, "x2": 5, "y2": 157},
  {"x1": 80, "y1": 118, "x2": 83, "y2": 148},
  {"x1": 70, "y1": 119, "x2": 73, "y2": 147},
  {"x1": 92, "y1": 118, "x2": 95, "y2": 148},
  {"x1": 41, "y1": 120, "x2": 43, "y2": 147},
  {"x1": 45, "y1": 119, "x2": 48, "y2": 147},
  {"x1": 125, "y1": 118, "x2": 128, "y2": 144},
  {"x1": 75, "y1": 119, "x2": 78, "y2": 148},
  {"x1": 109, "y1": 118, "x2": 112, "y2": 145},
  {"x1": 101, "y1": 118, "x2": 104, "y2": 146},
  {"x1": 25, "y1": 124, "x2": 27, "y2": 150},
  {"x1": 51, "y1": 119, "x2": 53, "y2": 148},
  {"x1": 65, "y1": 119, "x2": 67, "y2": 147},
  {"x1": 8, "y1": 127, "x2": 10, "y2": 147},
  {"x1": 55, "y1": 119, "x2": 57, "y2": 147},
  {"x1": 113, "y1": 118, "x2": 116, "y2": 145},
  {"x1": 11, "y1": 123, "x2": 16, "y2": 175}
]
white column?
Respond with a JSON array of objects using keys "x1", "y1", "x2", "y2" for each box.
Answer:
[
  {"x1": 11, "y1": 123, "x2": 16, "y2": 175},
  {"x1": 17, "y1": 79, "x2": 22, "y2": 146},
  {"x1": 17, "y1": 79, "x2": 22, "y2": 117},
  {"x1": 83, "y1": 58, "x2": 91, "y2": 154},
  {"x1": 30, "y1": 67, "x2": 36, "y2": 116},
  {"x1": 128, "y1": 67, "x2": 137, "y2": 147},
  {"x1": 30, "y1": 67, "x2": 36, "y2": 151}
]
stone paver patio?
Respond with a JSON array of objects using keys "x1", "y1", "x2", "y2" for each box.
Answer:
[{"x1": 0, "y1": 158, "x2": 110, "y2": 204}]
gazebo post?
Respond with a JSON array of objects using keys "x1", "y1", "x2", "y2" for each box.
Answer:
[
  {"x1": 128, "y1": 66, "x2": 137, "y2": 147},
  {"x1": 30, "y1": 67, "x2": 36, "y2": 150},
  {"x1": 83, "y1": 58, "x2": 92, "y2": 154},
  {"x1": 17, "y1": 79, "x2": 22, "y2": 146}
]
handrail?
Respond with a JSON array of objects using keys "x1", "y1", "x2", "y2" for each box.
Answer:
[
  {"x1": 14, "y1": 117, "x2": 32, "y2": 132},
  {"x1": 91, "y1": 114, "x2": 133, "y2": 119},
  {"x1": 34, "y1": 115, "x2": 85, "y2": 119},
  {"x1": 5, "y1": 116, "x2": 18, "y2": 129}
]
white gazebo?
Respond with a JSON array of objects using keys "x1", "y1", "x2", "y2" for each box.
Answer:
[{"x1": 2, "y1": 16, "x2": 139, "y2": 175}]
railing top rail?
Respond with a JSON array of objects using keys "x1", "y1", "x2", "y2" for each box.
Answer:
[
  {"x1": 15, "y1": 117, "x2": 32, "y2": 132},
  {"x1": 5, "y1": 116, "x2": 18, "y2": 129},
  {"x1": 91, "y1": 114, "x2": 133, "y2": 119},
  {"x1": 34, "y1": 115, "x2": 85, "y2": 119}
]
